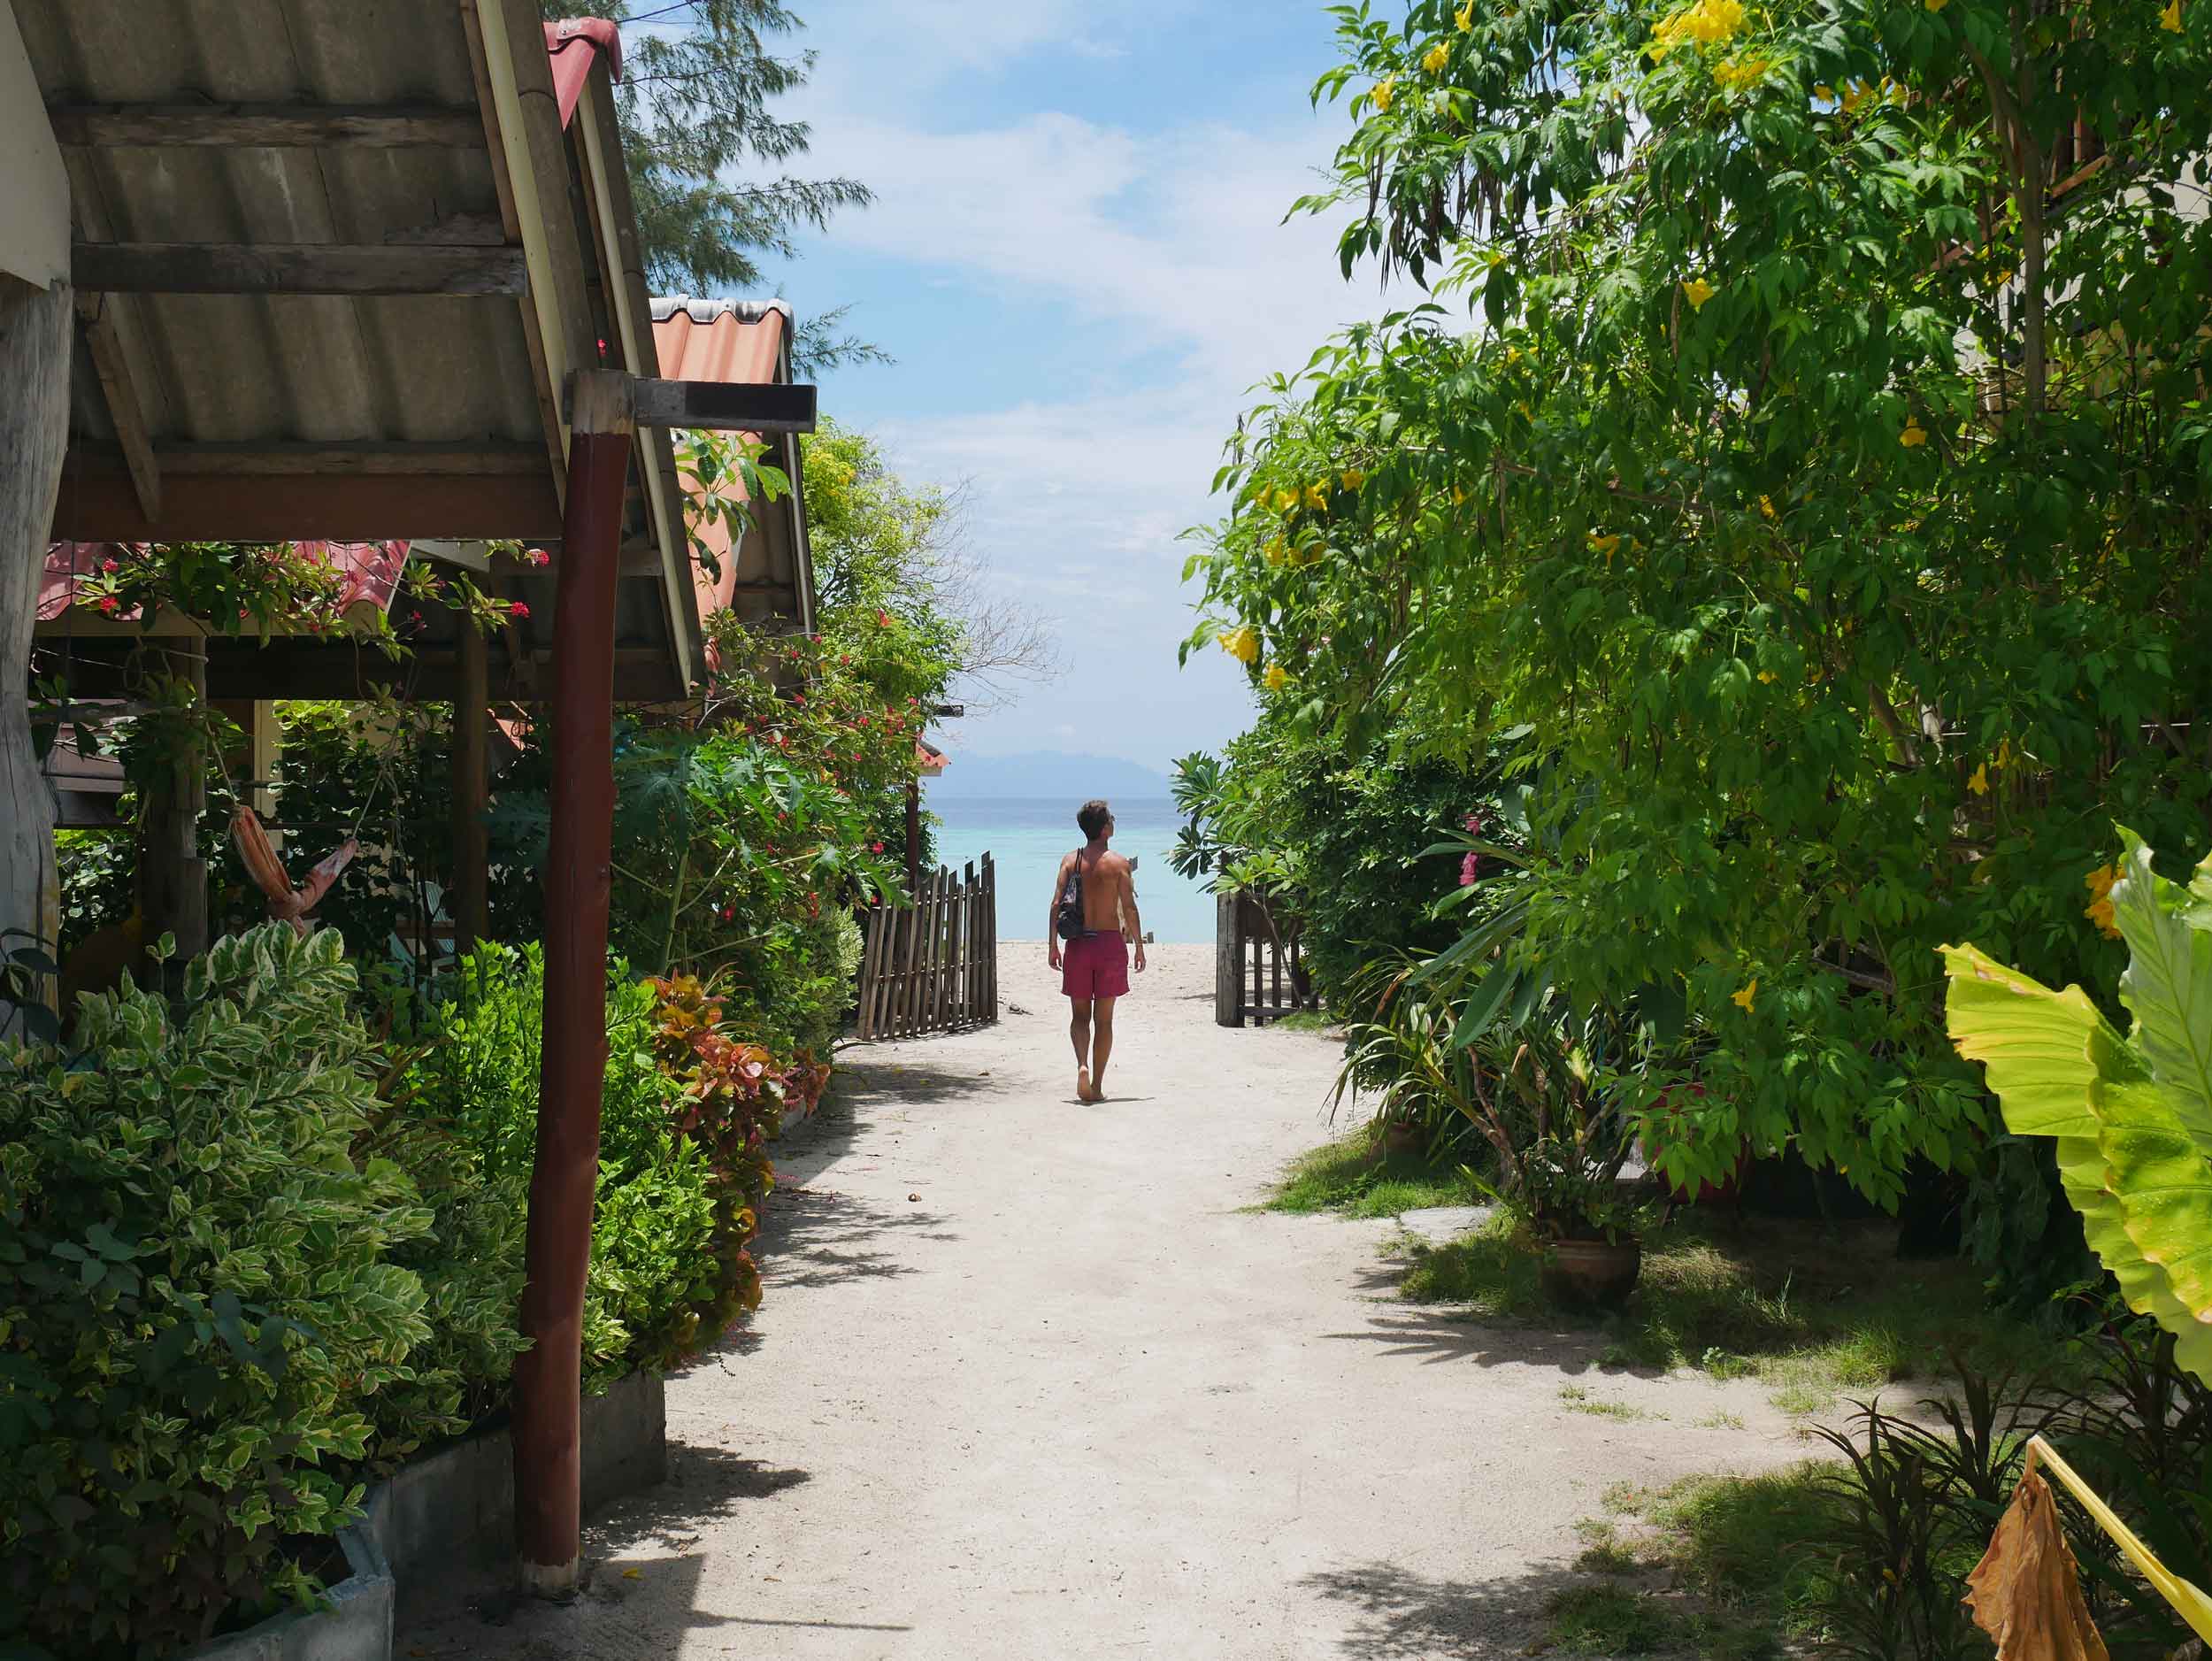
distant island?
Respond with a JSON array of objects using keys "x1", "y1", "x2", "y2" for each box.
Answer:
[{"x1": 926, "y1": 750, "x2": 1174, "y2": 802}]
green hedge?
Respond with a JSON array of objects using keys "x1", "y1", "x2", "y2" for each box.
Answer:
[{"x1": 0, "y1": 925, "x2": 807, "y2": 1659}]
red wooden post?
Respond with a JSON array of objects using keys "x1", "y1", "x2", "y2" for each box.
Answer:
[
  {"x1": 512, "y1": 370, "x2": 633, "y2": 1593},
  {"x1": 904, "y1": 775, "x2": 921, "y2": 895}
]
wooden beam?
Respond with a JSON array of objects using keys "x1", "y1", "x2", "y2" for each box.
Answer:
[
  {"x1": 591, "y1": 376, "x2": 818, "y2": 434},
  {"x1": 73, "y1": 294, "x2": 157, "y2": 522},
  {"x1": 45, "y1": 103, "x2": 487, "y2": 149},
  {"x1": 49, "y1": 464, "x2": 563, "y2": 541},
  {"x1": 148, "y1": 441, "x2": 544, "y2": 477},
  {"x1": 73, "y1": 242, "x2": 527, "y2": 297},
  {"x1": 35, "y1": 638, "x2": 687, "y2": 705}
]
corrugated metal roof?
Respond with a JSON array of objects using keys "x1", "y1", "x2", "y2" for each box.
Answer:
[
  {"x1": 23, "y1": 0, "x2": 537, "y2": 460},
  {"x1": 650, "y1": 295, "x2": 816, "y2": 650},
  {"x1": 19, "y1": 2, "x2": 705, "y2": 702}
]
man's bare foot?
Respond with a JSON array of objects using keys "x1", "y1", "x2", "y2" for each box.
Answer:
[
  {"x1": 1077, "y1": 1065, "x2": 1091, "y2": 1103},
  {"x1": 1087, "y1": 1075, "x2": 1107, "y2": 1103}
]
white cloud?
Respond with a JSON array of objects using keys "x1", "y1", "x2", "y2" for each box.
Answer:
[{"x1": 775, "y1": 35, "x2": 1407, "y2": 768}]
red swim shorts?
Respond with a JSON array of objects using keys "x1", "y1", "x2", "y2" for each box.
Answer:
[{"x1": 1061, "y1": 931, "x2": 1130, "y2": 1000}]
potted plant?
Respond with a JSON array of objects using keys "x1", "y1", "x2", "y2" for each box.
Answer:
[{"x1": 1456, "y1": 1011, "x2": 1650, "y2": 1308}]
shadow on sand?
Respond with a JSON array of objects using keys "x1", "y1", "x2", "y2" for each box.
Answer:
[{"x1": 1301, "y1": 1558, "x2": 1581, "y2": 1658}]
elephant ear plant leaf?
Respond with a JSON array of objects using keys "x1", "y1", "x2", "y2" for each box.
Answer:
[{"x1": 1943, "y1": 831, "x2": 2212, "y2": 1381}]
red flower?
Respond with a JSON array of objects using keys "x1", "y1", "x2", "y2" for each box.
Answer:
[
  {"x1": 872, "y1": 842, "x2": 884, "y2": 854},
  {"x1": 96, "y1": 596, "x2": 119, "y2": 615},
  {"x1": 101, "y1": 558, "x2": 119, "y2": 574},
  {"x1": 526, "y1": 548, "x2": 551, "y2": 567},
  {"x1": 877, "y1": 610, "x2": 892, "y2": 628},
  {"x1": 509, "y1": 603, "x2": 530, "y2": 620}
]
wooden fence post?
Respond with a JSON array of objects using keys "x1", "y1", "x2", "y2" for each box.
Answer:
[{"x1": 1216, "y1": 890, "x2": 1240, "y2": 1027}]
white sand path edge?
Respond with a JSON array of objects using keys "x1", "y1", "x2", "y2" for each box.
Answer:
[{"x1": 403, "y1": 942, "x2": 1814, "y2": 1661}]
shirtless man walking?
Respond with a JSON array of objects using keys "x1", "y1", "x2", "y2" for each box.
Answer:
[{"x1": 1047, "y1": 798, "x2": 1145, "y2": 1103}]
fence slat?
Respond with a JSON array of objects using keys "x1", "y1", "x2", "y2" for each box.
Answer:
[{"x1": 852, "y1": 857, "x2": 1002, "y2": 1043}]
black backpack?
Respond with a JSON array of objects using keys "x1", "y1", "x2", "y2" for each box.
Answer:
[{"x1": 1055, "y1": 851, "x2": 1086, "y2": 941}]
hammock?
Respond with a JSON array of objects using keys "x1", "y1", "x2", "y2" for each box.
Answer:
[{"x1": 230, "y1": 807, "x2": 357, "y2": 936}]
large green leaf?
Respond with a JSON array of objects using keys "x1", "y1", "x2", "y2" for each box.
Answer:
[
  {"x1": 2099, "y1": 1076, "x2": 2212, "y2": 1319},
  {"x1": 1942, "y1": 942, "x2": 2212, "y2": 1371},
  {"x1": 2112, "y1": 828, "x2": 2212, "y2": 1154},
  {"x1": 1939, "y1": 944, "x2": 2124, "y2": 1140}
]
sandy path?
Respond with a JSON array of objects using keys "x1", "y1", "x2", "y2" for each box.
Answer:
[{"x1": 403, "y1": 943, "x2": 1809, "y2": 1660}]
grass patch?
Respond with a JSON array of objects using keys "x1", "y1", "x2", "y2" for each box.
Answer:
[
  {"x1": 1551, "y1": 1468, "x2": 1843, "y2": 1658},
  {"x1": 1543, "y1": 1583, "x2": 1690, "y2": 1655},
  {"x1": 1267, "y1": 1010, "x2": 1336, "y2": 1033},
  {"x1": 1571, "y1": 1519, "x2": 1646, "y2": 1576},
  {"x1": 1392, "y1": 1209, "x2": 2092, "y2": 1412},
  {"x1": 1560, "y1": 1384, "x2": 1660, "y2": 1421},
  {"x1": 1264, "y1": 1130, "x2": 1471, "y2": 1219}
]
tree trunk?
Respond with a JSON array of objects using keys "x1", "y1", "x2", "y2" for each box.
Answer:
[{"x1": 0, "y1": 277, "x2": 71, "y2": 1024}]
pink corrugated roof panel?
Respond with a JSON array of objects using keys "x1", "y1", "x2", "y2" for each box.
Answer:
[
  {"x1": 544, "y1": 19, "x2": 622, "y2": 129},
  {"x1": 651, "y1": 303, "x2": 789, "y2": 646},
  {"x1": 41, "y1": 541, "x2": 409, "y2": 627}
]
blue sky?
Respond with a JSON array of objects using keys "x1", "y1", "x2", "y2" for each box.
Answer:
[{"x1": 737, "y1": 0, "x2": 1402, "y2": 776}]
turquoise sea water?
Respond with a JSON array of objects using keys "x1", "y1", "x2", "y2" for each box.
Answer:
[{"x1": 926, "y1": 794, "x2": 1215, "y2": 944}]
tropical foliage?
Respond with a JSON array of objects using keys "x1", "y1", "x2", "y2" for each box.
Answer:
[
  {"x1": 1944, "y1": 832, "x2": 2212, "y2": 1382},
  {"x1": 1188, "y1": 0, "x2": 2212, "y2": 1219}
]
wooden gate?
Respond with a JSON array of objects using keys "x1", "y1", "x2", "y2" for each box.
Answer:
[
  {"x1": 855, "y1": 855, "x2": 999, "y2": 1042},
  {"x1": 1215, "y1": 891, "x2": 1317, "y2": 1027}
]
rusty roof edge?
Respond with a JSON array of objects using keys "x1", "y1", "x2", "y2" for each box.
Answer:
[{"x1": 572, "y1": 65, "x2": 702, "y2": 695}]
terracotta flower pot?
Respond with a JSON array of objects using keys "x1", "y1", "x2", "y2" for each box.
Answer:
[{"x1": 1540, "y1": 1234, "x2": 1643, "y2": 1310}]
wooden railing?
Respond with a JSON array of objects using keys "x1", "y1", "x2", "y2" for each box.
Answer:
[
  {"x1": 855, "y1": 856, "x2": 998, "y2": 1042},
  {"x1": 1215, "y1": 891, "x2": 1317, "y2": 1027}
]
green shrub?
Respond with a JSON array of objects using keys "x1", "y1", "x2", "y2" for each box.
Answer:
[
  {"x1": 400, "y1": 944, "x2": 733, "y2": 1393},
  {"x1": 0, "y1": 927, "x2": 433, "y2": 1658}
]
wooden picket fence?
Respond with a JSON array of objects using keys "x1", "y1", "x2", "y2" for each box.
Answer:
[
  {"x1": 1215, "y1": 890, "x2": 1318, "y2": 1027},
  {"x1": 855, "y1": 855, "x2": 999, "y2": 1042}
]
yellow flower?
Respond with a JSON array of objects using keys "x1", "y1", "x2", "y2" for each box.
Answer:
[
  {"x1": 1839, "y1": 79, "x2": 1874, "y2": 112},
  {"x1": 1732, "y1": 979, "x2": 1758, "y2": 1012},
  {"x1": 1371, "y1": 76, "x2": 1397, "y2": 112},
  {"x1": 1218, "y1": 626, "x2": 1261, "y2": 665},
  {"x1": 1340, "y1": 467, "x2": 1365, "y2": 491},
  {"x1": 1900, "y1": 416, "x2": 1928, "y2": 448},
  {"x1": 1424, "y1": 42, "x2": 1451, "y2": 73},
  {"x1": 1302, "y1": 481, "x2": 1329, "y2": 511},
  {"x1": 1713, "y1": 53, "x2": 1770, "y2": 90},
  {"x1": 1994, "y1": 737, "x2": 2014, "y2": 771},
  {"x1": 1925, "y1": 0, "x2": 1947, "y2": 11},
  {"x1": 1274, "y1": 488, "x2": 1301, "y2": 513},
  {"x1": 1682, "y1": 276, "x2": 1716, "y2": 311},
  {"x1": 2085, "y1": 865, "x2": 2122, "y2": 939},
  {"x1": 1757, "y1": 669, "x2": 1779, "y2": 685},
  {"x1": 1450, "y1": 485, "x2": 1468, "y2": 505},
  {"x1": 1263, "y1": 537, "x2": 1290, "y2": 566},
  {"x1": 1967, "y1": 762, "x2": 1989, "y2": 796},
  {"x1": 2162, "y1": 0, "x2": 2182, "y2": 29},
  {"x1": 1814, "y1": 84, "x2": 1835, "y2": 103},
  {"x1": 1455, "y1": 0, "x2": 1476, "y2": 28},
  {"x1": 1588, "y1": 532, "x2": 1621, "y2": 563},
  {"x1": 1263, "y1": 662, "x2": 1290, "y2": 692},
  {"x1": 1649, "y1": 0, "x2": 1747, "y2": 58},
  {"x1": 1759, "y1": 494, "x2": 1778, "y2": 519}
]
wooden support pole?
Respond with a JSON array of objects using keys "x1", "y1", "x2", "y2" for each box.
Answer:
[
  {"x1": 451, "y1": 616, "x2": 490, "y2": 961},
  {"x1": 138, "y1": 638, "x2": 208, "y2": 986},
  {"x1": 0, "y1": 278, "x2": 71, "y2": 1020},
  {"x1": 904, "y1": 777, "x2": 921, "y2": 897},
  {"x1": 512, "y1": 370, "x2": 632, "y2": 1595}
]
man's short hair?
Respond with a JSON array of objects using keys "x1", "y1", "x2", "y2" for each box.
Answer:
[{"x1": 1078, "y1": 799, "x2": 1112, "y2": 839}]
